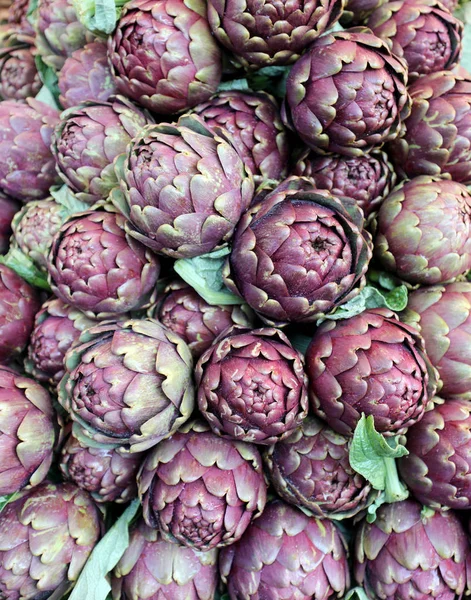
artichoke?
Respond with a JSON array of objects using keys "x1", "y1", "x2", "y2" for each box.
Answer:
[
  {"x1": 0, "y1": 366, "x2": 55, "y2": 496},
  {"x1": 264, "y1": 416, "x2": 374, "y2": 519},
  {"x1": 341, "y1": 0, "x2": 387, "y2": 26},
  {"x1": 220, "y1": 499, "x2": 350, "y2": 600},
  {"x1": 0, "y1": 44, "x2": 40, "y2": 102},
  {"x1": 0, "y1": 482, "x2": 102, "y2": 599},
  {"x1": 112, "y1": 115, "x2": 254, "y2": 259},
  {"x1": 60, "y1": 427, "x2": 143, "y2": 504},
  {"x1": 47, "y1": 210, "x2": 160, "y2": 319},
  {"x1": 52, "y1": 97, "x2": 153, "y2": 205},
  {"x1": 224, "y1": 177, "x2": 372, "y2": 325},
  {"x1": 388, "y1": 70, "x2": 471, "y2": 184},
  {"x1": 367, "y1": 0, "x2": 462, "y2": 81},
  {"x1": 374, "y1": 176, "x2": 471, "y2": 285},
  {"x1": 282, "y1": 28, "x2": 411, "y2": 156},
  {"x1": 108, "y1": 0, "x2": 222, "y2": 115},
  {"x1": 293, "y1": 150, "x2": 397, "y2": 217},
  {"x1": 8, "y1": 0, "x2": 35, "y2": 37},
  {"x1": 35, "y1": 0, "x2": 95, "y2": 71},
  {"x1": 155, "y1": 279, "x2": 255, "y2": 359},
  {"x1": 354, "y1": 499, "x2": 471, "y2": 599},
  {"x1": 0, "y1": 98, "x2": 59, "y2": 202},
  {"x1": 138, "y1": 420, "x2": 267, "y2": 551},
  {"x1": 398, "y1": 399, "x2": 471, "y2": 509},
  {"x1": 0, "y1": 264, "x2": 39, "y2": 363},
  {"x1": 207, "y1": 0, "x2": 344, "y2": 69},
  {"x1": 191, "y1": 90, "x2": 289, "y2": 185},
  {"x1": 196, "y1": 326, "x2": 309, "y2": 445},
  {"x1": 0, "y1": 193, "x2": 19, "y2": 254},
  {"x1": 58, "y1": 41, "x2": 118, "y2": 109},
  {"x1": 306, "y1": 309, "x2": 437, "y2": 437},
  {"x1": 112, "y1": 520, "x2": 218, "y2": 600},
  {"x1": 59, "y1": 318, "x2": 195, "y2": 452}
]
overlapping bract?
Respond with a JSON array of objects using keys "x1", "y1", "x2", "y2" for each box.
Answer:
[
  {"x1": 0, "y1": 193, "x2": 19, "y2": 254},
  {"x1": 138, "y1": 420, "x2": 267, "y2": 551},
  {"x1": 59, "y1": 318, "x2": 195, "y2": 452},
  {"x1": 0, "y1": 44, "x2": 40, "y2": 102}
]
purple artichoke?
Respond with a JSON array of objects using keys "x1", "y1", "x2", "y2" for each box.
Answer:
[
  {"x1": 47, "y1": 210, "x2": 160, "y2": 319},
  {"x1": 112, "y1": 115, "x2": 254, "y2": 259},
  {"x1": 367, "y1": 0, "x2": 462, "y2": 81},
  {"x1": 375, "y1": 176, "x2": 471, "y2": 285},
  {"x1": 58, "y1": 41, "x2": 118, "y2": 109},
  {"x1": 25, "y1": 297, "x2": 95, "y2": 385},
  {"x1": 155, "y1": 279, "x2": 255, "y2": 359},
  {"x1": 59, "y1": 318, "x2": 195, "y2": 452},
  {"x1": 398, "y1": 399, "x2": 471, "y2": 509},
  {"x1": 191, "y1": 90, "x2": 289, "y2": 185},
  {"x1": 293, "y1": 149, "x2": 397, "y2": 217},
  {"x1": 108, "y1": 0, "x2": 222, "y2": 115},
  {"x1": 8, "y1": 0, "x2": 35, "y2": 37},
  {"x1": 225, "y1": 177, "x2": 372, "y2": 325},
  {"x1": 0, "y1": 44, "x2": 40, "y2": 102},
  {"x1": 0, "y1": 98, "x2": 60, "y2": 202},
  {"x1": 112, "y1": 520, "x2": 218, "y2": 600},
  {"x1": 196, "y1": 326, "x2": 309, "y2": 445},
  {"x1": 52, "y1": 97, "x2": 152, "y2": 205},
  {"x1": 0, "y1": 366, "x2": 55, "y2": 496},
  {"x1": 264, "y1": 416, "x2": 374, "y2": 519},
  {"x1": 341, "y1": 0, "x2": 388, "y2": 26},
  {"x1": 388, "y1": 70, "x2": 471, "y2": 184},
  {"x1": 354, "y1": 499, "x2": 471, "y2": 600},
  {"x1": 207, "y1": 0, "x2": 344, "y2": 69},
  {"x1": 0, "y1": 482, "x2": 102, "y2": 599},
  {"x1": 60, "y1": 427, "x2": 143, "y2": 503},
  {"x1": 0, "y1": 264, "x2": 40, "y2": 363},
  {"x1": 138, "y1": 420, "x2": 267, "y2": 551},
  {"x1": 220, "y1": 499, "x2": 350, "y2": 600},
  {"x1": 282, "y1": 28, "x2": 411, "y2": 156},
  {"x1": 306, "y1": 309, "x2": 437, "y2": 437},
  {"x1": 0, "y1": 193, "x2": 19, "y2": 254}
]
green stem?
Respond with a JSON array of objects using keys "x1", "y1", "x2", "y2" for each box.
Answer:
[{"x1": 383, "y1": 456, "x2": 409, "y2": 503}]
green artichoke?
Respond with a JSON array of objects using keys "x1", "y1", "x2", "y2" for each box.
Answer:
[
  {"x1": 112, "y1": 115, "x2": 254, "y2": 259},
  {"x1": 374, "y1": 176, "x2": 471, "y2": 285},
  {"x1": 138, "y1": 420, "x2": 267, "y2": 551},
  {"x1": 59, "y1": 318, "x2": 195, "y2": 452},
  {"x1": 0, "y1": 44, "x2": 40, "y2": 102},
  {"x1": 282, "y1": 28, "x2": 411, "y2": 156}
]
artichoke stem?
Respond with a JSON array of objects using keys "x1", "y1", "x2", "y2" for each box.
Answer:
[{"x1": 383, "y1": 456, "x2": 409, "y2": 503}]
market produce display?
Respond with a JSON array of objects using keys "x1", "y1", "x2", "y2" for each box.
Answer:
[{"x1": 2, "y1": 0, "x2": 471, "y2": 598}]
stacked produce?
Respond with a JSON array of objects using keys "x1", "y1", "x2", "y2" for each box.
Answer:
[{"x1": 1, "y1": 0, "x2": 471, "y2": 598}]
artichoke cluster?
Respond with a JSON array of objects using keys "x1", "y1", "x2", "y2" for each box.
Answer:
[{"x1": 0, "y1": 0, "x2": 471, "y2": 598}]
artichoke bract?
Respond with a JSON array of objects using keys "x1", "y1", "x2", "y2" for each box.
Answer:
[
  {"x1": 367, "y1": 0, "x2": 462, "y2": 81},
  {"x1": 220, "y1": 499, "x2": 350, "y2": 600},
  {"x1": 60, "y1": 428, "x2": 143, "y2": 504},
  {"x1": 52, "y1": 97, "x2": 152, "y2": 206},
  {"x1": 108, "y1": 0, "x2": 222, "y2": 115},
  {"x1": 112, "y1": 115, "x2": 254, "y2": 259},
  {"x1": 191, "y1": 90, "x2": 289, "y2": 185},
  {"x1": 0, "y1": 367, "x2": 55, "y2": 496},
  {"x1": 58, "y1": 41, "x2": 118, "y2": 109},
  {"x1": 0, "y1": 99, "x2": 59, "y2": 202},
  {"x1": 398, "y1": 399, "x2": 471, "y2": 509},
  {"x1": 0, "y1": 482, "x2": 102, "y2": 599},
  {"x1": 0, "y1": 193, "x2": 19, "y2": 254},
  {"x1": 208, "y1": 0, "x2": 344, "y2": 69},
  {"x1": 293, "y1": 150, "x2": 396, "y2": 217},
  {"x1": 388, "y1": 70, "x2": 471, "y2": 184},
  {"x1": 0, "y1": 264, "x2": 39, "y2": 363},
  {"x1": 196, "y1": 326, "x2": 309, "y2": 445},
  {"x1": 306, "y1": 309, "x2": 437, "y2": 437},
  {"x1": 354, "y1": 499, "x2": 471, "y2": 600},
  {"x1": 138, "y1": 420, "x2": 267, "y2": 551},
  {"x1": 0, "y1": 45, "x2": 40, "y2": 102},
  {"x1": 402, "y1": 283, "x2": 471, "y2": 401},
  {"x1": 47, "y1": 210, "x2": 160, "y2": 319},
  {"x1": 225, "y1": 178, "x2": 372, "y2": 325},
  {"x1": 8, "y1": 0, "x2": 35, "y2": 37},
  {"x1": 282, "y1": 29, "x2": 411, "y2": 156},
  {"x1": 155, "y1": 280, "x2": 255, "y2": 359},
  {"x1": 59, "y1": 318, "x2": 195, "y2": 453},
  {"x1": 264, "y1": 416, "x2": 374, "y2": 519},
  {"x1": 112, "y1": 520, "x2": 218, "y2": 600},
  {"x1": 375, "y1": 176, "x2": 471, "y2": 285},
  {"x1": 341, "y1": 0, "x2": 387, "y2": 26}
]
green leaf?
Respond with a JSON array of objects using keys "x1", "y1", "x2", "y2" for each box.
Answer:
[
  {"x1": 288, "y1": 333, "x2": 312, "y2": 356},
  {"x1": 174, "y1": 248, "x2": 244, "y2": 306},
  {"x1": 455, "y1": 3, "x2": 471, "y2": 73},
  {"x1": 246, "y1": 66, "x2": 291, "y2": 98},
  {"x1": 345, "y1": 588, "x2": 370, "y2": 600},
  {"x1": 350, "y1": 415, "x2": 409, "y2": 504},
  {"x1": 0, "y1": 492, "x2": 19, "y2": 514},
  {"x1": 217, "y1": 79, "x2": 250, "y2": 92},
  {"x1": 73, "y1": 0, "x2": 128, "y2": 35},
  {"x1": 50, "y1": 185, "x2": 89, "y2": 214},
  {"x1": 69, "y1": 499, "x2": 140, "y2": 600},
  {"x1": 34, "y1": 58, "x2": 61, "y2": 108},
  {"x1": 0, "y1": 247, "x2": 51, "y2": 291}
]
